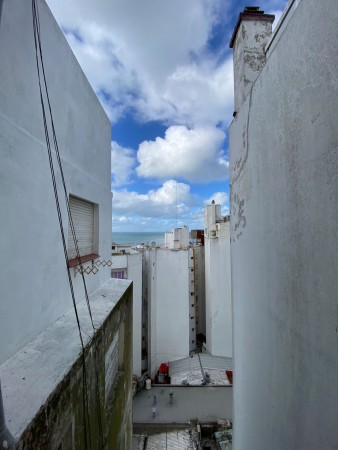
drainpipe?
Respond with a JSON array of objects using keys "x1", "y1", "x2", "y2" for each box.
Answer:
[{"x1": 0, "y1": 381, "x2": 15, "y2": 449}]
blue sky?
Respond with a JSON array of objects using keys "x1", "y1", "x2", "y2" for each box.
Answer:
[{"x1": 47, "y1": 0, "x2": 287, "y2": 232}]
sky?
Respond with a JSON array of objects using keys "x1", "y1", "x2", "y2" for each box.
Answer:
[{"x1": 46, "y1": 0, "x2": 288, "y2": 232}]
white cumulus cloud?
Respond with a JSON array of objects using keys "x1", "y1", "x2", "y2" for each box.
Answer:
[
  {"x1": 46, "y1": 0, "x2": 234, "y2": 127},
  {"x1": 113, "y1": 180, "x2": 196, "y2": 219},
  {"x1": 111, "y1": 141, "x2": 136, "y2": 187},
  {"x1": 136, "y1": 126, "x2": 228, "y2": 183}
]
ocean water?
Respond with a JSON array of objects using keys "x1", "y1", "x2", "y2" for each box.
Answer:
[{"x1": 112, "y1": 231, "x2": 164, "y2": 245}]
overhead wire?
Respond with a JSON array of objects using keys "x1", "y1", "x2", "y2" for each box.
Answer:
[
  {"x1": 31, "y1": 0, "x2": 104, "y2": 447},
  {"x1": 32, "y1": 0, "x2": 95, "y2": 330}
]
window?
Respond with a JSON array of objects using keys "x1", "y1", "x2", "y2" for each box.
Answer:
[
  {"x1": 68, "y1": 195, "x2": 97, "y2": 261},
  {"x1": 111, "y1": 269, "x2": 127, "y2": 279}
]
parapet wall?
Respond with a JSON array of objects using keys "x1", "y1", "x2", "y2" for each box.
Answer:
[{"x1": 0, "y1": 280, "x2": 133, "y2": 450}]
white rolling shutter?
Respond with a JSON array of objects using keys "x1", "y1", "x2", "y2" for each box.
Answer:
[{"x1": 68, "y1": 195, "x2": 94, "y2": 259}]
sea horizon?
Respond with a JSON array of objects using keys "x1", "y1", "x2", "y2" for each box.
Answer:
[{"x1": 112, "y1": 231, "x2": 165, "y2": 245}]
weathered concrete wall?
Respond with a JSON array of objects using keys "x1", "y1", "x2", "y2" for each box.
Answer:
[
  {"x1": 0, "y1": 0, "x2": 111, "y2": 363},
  {"x1": 0, "y1": 280, "x2": 133, "y2": 450},
  {"x1": 230, "y1": 0, "x2": 338, "y2": 448},
  {"x1": 205, "y1": 223, "x2": 232, "y2": 357},
  {"x1": 232, "y1": 17, "x2": 273, "y2": 112}
]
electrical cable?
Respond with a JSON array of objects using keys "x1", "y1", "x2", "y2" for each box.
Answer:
[
  {"x1": 31, "y1": 0, "x2": 104, "y2": 447},
  {"x1": 31, "y1": 4, "x2": 91, "y2": 447},
  {"x1": 32, "y1": 1, "x2": 95, "y2": 330}
]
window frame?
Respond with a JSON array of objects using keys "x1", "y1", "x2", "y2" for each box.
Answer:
[{"x1": 67, "y1": 194, "x2": 99, "y2": 267}]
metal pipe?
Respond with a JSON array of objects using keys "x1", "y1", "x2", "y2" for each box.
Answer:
[{"x1": 0, "y1": 381, "x2": 15, "y2": 450}]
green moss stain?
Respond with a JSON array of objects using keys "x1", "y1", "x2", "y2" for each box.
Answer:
[{"x1": 17, "y1": 285, "x2": 133, "y2": 450}]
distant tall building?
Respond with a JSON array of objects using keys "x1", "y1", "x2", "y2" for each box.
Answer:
[
  {"x1": 110, "y1": 227, "x2": 203, "y2": 378},
  {"x1": 204, "y1": 202, "x2": 232, "y2": 357},
  {"x1": 137, "y1": 228, "x2": 195, "y2": 376},
  {"x1": 117, "y1": 226, "x2": 207, "y2": 378}
]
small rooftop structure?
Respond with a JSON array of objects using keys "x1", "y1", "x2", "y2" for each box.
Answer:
[
  {"x1": 169, "y1": 354, "x2": 233, "y2": 386},
  {"x1": 164, "y1": 226, "x2": 189, "y2": 250}
]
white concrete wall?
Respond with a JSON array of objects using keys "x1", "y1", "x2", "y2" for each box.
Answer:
[
  {"x1": 146, "y1": 248, "x2": 190, "y2": 376},
  {"x1": 110, "y1": 251, "x2": 143, "y2": 376},
  {"x1": 230, "y1": 0, "x2": 338, "y2": 448},
  {"x1": 205, "y1": 204, "x2": 222, "y2": 232},
  {"x1": 146, "y1": 249, "x2": 157, "y2": 375},
  {"x1": 0, "y1": 0, "x2": 111, "y2": 364},
  {"x1": 110, "y1": 254, "x2": 128, "y2": 271},
  {"x1": 126, "y1": 253, "x2": 142, "y2": 376},
  {"x1": 205, "y1": 223, "x2": 232, "y2": 357}
]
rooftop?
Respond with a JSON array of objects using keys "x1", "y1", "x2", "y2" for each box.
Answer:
[
  {"x1": 133, "y1": 385, "x2": 233, "y2": 425},
  {"x1": 169, "y1": 354, "x2": 233, "y2": 385}
]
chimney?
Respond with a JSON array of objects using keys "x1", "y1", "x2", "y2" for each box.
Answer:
[{"x1": 230, "y1": 6, "x2": 275, "y2": 112}]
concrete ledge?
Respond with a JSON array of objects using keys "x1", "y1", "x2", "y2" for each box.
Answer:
[{"x1": 0, "y1": 278, "x2": 132, "y2": 440}]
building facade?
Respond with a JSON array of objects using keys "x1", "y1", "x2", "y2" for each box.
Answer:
[
  {"x1": 204, "y1": 203, "x2": 232, "y2": 357},
  {"x1": 229, "y1": 1, "x2": 338, "y2": 449},
  {"x1": 144, "y1": 246, "x2": 195, "y2": 376},
  {"x1": 137, "y1": 229, "x2": 197, "y2": 376},
  {"x1": 0, "y1": 0, "x2": 132, "y2": 448}
]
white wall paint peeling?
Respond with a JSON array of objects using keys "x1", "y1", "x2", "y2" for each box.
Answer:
[{"x1": 230, "y1": 0, "x2": 338, "y2": 448}]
